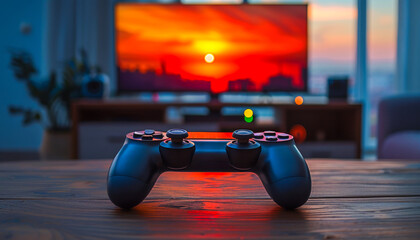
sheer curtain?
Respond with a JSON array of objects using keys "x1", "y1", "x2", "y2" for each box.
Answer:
[
  {"x1": 46, "y1": 0, "x2": 116, "y2": 92},
  {"x1": 396, "y1": 0, "x2": 420, "y2": 93}
]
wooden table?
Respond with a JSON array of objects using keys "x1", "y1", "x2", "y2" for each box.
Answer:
[{"x1": 1, "y1": 159, "x2": 420, "y2": 239}]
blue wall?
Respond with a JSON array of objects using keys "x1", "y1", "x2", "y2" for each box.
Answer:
[{"x1": 0, "y1": 0, "x2": 48, "y2": 150}]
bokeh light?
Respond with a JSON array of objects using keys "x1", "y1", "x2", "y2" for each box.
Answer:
[
  {"x1": 244, "y1": 116, "x2": 253, "y2": 123},
  {"x1": 290, "y1": 124, "x2": 307, "y2": 143},
  {"x1": 295, "y1": 96, "x2": 304, "y2": 105},
  {"x1": 244, "y1": 108, "x2": 253, "y2": 118}
]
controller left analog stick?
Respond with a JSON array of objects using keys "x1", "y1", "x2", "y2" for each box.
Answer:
[
  {"x1": 160, "y1": 129, "x2": 195, "y2": 170},
  {"x1": 166, "y1": 129, "x2": 189, "y2": 144}
]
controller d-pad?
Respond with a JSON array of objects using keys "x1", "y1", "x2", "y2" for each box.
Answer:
[
  {"x1": 133, "y1": 131, "x2": 144, "y2": 138},
  {"x1": 264, "y1": 131, "x2": 276, "y2": 136},
  {"x1": 144, "y1": 129, "x2": 155, "y2": 135},
  {"x1": 130, "y1": 130, "x2": 166, "y2": 141},
  {"x1": 153, "y1": 131, "x2": 164, "y2": 138},
  {"x1": 142, "y1": 135, "x2": 153, "y2": 140}
]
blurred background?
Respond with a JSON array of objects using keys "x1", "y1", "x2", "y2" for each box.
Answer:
[{"x1": 0, "y1": 0, "x2": 419, "y2": 161}]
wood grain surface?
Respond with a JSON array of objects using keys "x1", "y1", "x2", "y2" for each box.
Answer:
[{"x1": 1, "y1": 159, "x2": 420, "y2": 239}]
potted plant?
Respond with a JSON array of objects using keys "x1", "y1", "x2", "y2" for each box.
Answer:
[{"x1": 9, "y1": 50, "x2": 98, "y2": 159}]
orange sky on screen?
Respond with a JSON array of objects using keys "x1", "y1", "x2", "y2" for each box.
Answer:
[{"x1": 116, "y1": 4, "x2": 307, "y2": 93}]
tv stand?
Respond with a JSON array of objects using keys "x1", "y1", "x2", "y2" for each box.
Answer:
[{"x1": 71, "y1": 99, "x2": 362, "y2": 159}]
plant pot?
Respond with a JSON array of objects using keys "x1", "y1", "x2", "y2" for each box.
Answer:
[{"x1": 39, "y1": 130, "x2": 72, "y2": 160}]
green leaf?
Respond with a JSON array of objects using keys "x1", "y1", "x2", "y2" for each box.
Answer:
[
  {"x1": 9, "y1": 107, "x2": 42, "y2": 126},
  {"x1": 8, "y1": 106, "x2": 24, "y2": 114},
  {"x1": 9, "y1": 50, "x2": 37, "y2": 80}
]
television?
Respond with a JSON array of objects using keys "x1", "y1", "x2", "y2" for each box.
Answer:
[{"x1": 115, "y1": 4, "x2": 308, "y2": 94}]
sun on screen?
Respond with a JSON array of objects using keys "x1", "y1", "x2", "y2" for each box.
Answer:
[
  {"x1": 115, "y1": 4, "x2": 308, "y2": 93},
  {"x1": 204, "y1": 53, "x2": 215, "y2": 63}
]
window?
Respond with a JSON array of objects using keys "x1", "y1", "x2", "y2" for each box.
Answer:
[
  {"x1": 367, "y1": 0, "x2": 398, "y2": 148},
  {"x1": 307, "y1": 0, "x2": 356, "y2": 95}
]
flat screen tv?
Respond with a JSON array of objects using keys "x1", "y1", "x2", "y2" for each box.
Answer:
[{"x1": 115, "y1": 4, "x2": 308, "y2": 94}]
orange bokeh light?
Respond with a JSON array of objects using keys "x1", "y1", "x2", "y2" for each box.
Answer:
[
  {"x1": 290, "y1": 124, "x2": 307, "y2": 143},
  {"x1": 295, "y1": 96, "x2": 304, "y2": 105}
]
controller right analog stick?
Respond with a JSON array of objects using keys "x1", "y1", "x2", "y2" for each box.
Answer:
[
  {"x1": 232, "y1": 129, "x2": 255, "y2": 144},
  {"x1": 227, "y1": 129, "x2": 261, "y2": 170}
]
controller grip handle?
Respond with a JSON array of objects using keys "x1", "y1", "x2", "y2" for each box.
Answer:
[
  {"x1": 107, "y1": 142, "x2": 161, "y2": 209},
  {"x1": 107, "y1": 175, "x2": 153, "y2": 209},
  {"x1": 259, "y1": 144, "x2": 311, "y2": 209},
  {"x1": 261, "y1": 176, "x2": 311, "y2": 209}
]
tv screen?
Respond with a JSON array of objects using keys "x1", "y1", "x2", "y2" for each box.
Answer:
[{"x1": 115, "y1": 4, "x2": 308, "y2": 93}]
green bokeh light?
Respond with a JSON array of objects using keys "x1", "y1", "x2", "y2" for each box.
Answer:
[{"x1": 244, "y1": 116, "x2": 253, "y2": 123}]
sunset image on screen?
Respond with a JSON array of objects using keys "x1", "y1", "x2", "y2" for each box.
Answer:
[{"x1": 116, "y1": 4, "x2": 308, "y2": 93}]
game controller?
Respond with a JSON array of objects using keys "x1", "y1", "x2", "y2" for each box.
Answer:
[{"x1": 107, "y1": 129, "x2": 311, "y2": 209}]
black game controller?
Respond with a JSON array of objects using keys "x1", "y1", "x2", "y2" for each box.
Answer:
[{"x1": 107, "y1": 129, "x2": 311, "y2": 209}]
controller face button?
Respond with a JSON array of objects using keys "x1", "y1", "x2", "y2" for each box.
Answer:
[
  {"x1": 263, "y1": 131, "x2": 276, "y2": 136},
  {"x1": 266, "y1": 136, "x2": 278, "y2": 141},
  {"x1": 254, "y1": 133, "x2": 264, "y2": 139},
  {"x1": 133, "y1": 131, "x2": 144, "y2": 138},
  {"x1": 142, "y1": 135, "x2": 153, "y2": 140},
  {"x1": 277, "y1": 133, "x2": 290, "y2": 139},
  {"x1": 144, "y1": 129, "x2": 155, "y2": 135}
]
